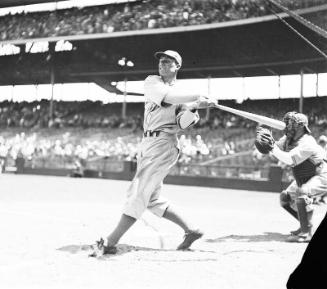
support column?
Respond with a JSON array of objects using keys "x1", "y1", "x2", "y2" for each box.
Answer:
[
  {"x1": 206, "y1": 75, "x2": 211, "y2": 121},
  {"x1": 48, "y1": 42, "x2": 56, "y2": 124},
  {"x1": 11, "y1": 85, "x2": 14, "y2": 102},
  {"x1": 242, "y1": 77, "x2": 245, "y2": 103},
  {"x1": 299, "y1": 70, "x2": 304, "y2": 113},
  {"x1": 316, "y1": 73, "x2": 319, "y2": 97},
  {"x1": 122, "y1": 77, "x2": 127, "y2": 119},
  {"x1": 49, "y1": 65, "x2": 55, "y2": 122}
]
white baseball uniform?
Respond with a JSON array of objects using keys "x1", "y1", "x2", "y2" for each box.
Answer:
[
  {"x1": 123, "y1": 75, "x2": 182, "y2": 219},
  {"x1": 277, "y1": 134, "x2": 327, "y2": 211}
]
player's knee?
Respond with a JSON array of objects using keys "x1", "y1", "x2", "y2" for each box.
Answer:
[
  {"x1": 296, "y1": 195, "x2": 314, "y2": 211},
  {"x1": 280, "y1": 191, "x2": 291, "y2": 207},
  {"x1": 296, "y1": 185, "x2": 310, "y2": 196}
]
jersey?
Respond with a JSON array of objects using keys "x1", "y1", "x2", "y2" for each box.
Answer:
[
  {"x1": 143, "y1": 75, "x2": 181, "y2": 134},
  {"x1": 276, "y1": 134, "x2": 327, "y2": 186},
  {"x1": 276, "y1": 134, "x2": 327, "y2": 168}
]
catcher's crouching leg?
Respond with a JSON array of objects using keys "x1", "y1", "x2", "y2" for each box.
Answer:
[
  {"x1": 287, "y1": 197, "x2": 313, "y2": 243},
  {"x1": 280, "y1": 191, "x2": 298, "y2": 220},
  {"x1": 296, "y1": 197, "x2": 313, "y2": 233}
]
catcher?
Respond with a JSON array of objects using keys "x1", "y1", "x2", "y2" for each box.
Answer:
[{"x1": 255, "y1": 112, "x2": 327, "y2": 243}]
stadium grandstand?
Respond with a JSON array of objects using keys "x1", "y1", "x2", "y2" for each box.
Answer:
[
  {"x1": 2, "y1": 3, "x2": 327, "y2": 288},
  {"x1": 0, "y1": 0, "x2": 326, "y2": 41},
  {"x1": 0, "y1": 0, "x2": 326, "y2": 189}
]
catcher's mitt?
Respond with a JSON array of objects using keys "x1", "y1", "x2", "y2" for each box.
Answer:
[{"x1": 255, "y1": 127, "x2": 275, "y2": 154}]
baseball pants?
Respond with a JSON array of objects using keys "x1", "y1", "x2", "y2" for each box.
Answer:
[{"x1": 123, "y1": 134, "x2": 179, "y2": 219}]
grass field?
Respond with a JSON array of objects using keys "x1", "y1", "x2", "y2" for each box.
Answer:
[{"x1": 0, "y1": 174, "x2": 325, "y2": 289}]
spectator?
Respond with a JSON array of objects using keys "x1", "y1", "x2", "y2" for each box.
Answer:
[
  {"x1": 0, "y1": 0, "x2": 324, "y2": 41},
  {"x1": 70, "y1": 159, "x2": 85, "y2": 178}
]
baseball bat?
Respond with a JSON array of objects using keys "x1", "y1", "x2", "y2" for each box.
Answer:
[{"x1": 213, "y1": 104, "x2": 286, "y2": 130}]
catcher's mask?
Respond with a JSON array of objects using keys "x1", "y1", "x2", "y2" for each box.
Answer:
[{"x1": 283, "y1": 112, "x2": 311, "y2": 139}]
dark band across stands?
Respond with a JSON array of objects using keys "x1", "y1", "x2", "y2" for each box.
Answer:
[{"x1": 264, "y1": 0, "x2": 327, "y2": 59}]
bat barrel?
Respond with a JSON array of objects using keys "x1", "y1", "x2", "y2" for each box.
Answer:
[{"x1": 214, "y1": 104, "x2": 286, "y2": 131}]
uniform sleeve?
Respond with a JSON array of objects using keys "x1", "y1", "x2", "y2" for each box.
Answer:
[
  {"x1": 144, "y1": 75, "x2": 170, "y2": 107},
  {"x1": 289, "y1": 137, "x2": 316, "y2": 165}
]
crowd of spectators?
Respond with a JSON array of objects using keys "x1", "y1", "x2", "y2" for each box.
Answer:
[
  {"x1": 0, "y1": 0, "x2": 325, "y2": 41},
  {"x1": 0, "y1": 130, "x2": 142, "y2": 172},
  {"x1": 0, "y1": 127, "x2": 248, "y2": 176},
  {"x1": 0, "y1": 96, "x2": 327, "y2": 175},
  {"x1": 1, "y1": 97, "x2": 327, "y2": 132},
  {"x1": 0, "y1": 100, "x2": 143, "y2": 131}
]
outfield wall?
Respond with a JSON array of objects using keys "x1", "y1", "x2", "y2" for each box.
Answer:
[{"x1": 11, "y1": 158, "x2": 287, "y2": 193}]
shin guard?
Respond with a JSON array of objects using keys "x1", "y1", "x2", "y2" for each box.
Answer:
[
  {"x1": 296, "y1": 198, "x2": 311, "y2": 233},
  {"x1": 282, "y1": 204, "x2": 299, "y2": 220}
]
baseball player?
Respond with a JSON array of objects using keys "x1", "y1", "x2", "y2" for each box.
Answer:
[
  {"x1": 94, "y1": 50, "x2": 217, "y2": 255},
  {"x1": 256, "y1": 112, "x2": 327, "y2": 243}
]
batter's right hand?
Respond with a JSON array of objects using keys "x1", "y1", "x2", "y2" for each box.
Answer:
[
  {"x1": 196, "y1": 95, "x2": 218, "y2": 109},
  {"x1": 206, "y1": 96, "x2": 218, "y2": 108}
]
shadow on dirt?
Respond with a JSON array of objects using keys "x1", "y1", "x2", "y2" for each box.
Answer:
[
  {"x1": 205, "y1": 232, "x2": 290, "y2": 243},
  {"x1": 57, "y1": 243, "x2": 216, "y2": 260},
  {"x1": 57, "y1": 243, "x2": 172, "y2": 256}
]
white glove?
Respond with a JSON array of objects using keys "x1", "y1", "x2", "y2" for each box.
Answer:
[{"x1": 195, "y1": 95, "x2": 218, "y2": 109}]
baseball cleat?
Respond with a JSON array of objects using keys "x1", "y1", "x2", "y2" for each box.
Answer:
[
  {"x1": 89, "y1": 238, "x2": 117, "y2": 257},
  {"x1": 177, "y1": 229, "x2": 203, "y2": 250},
  {"x1": 286, "y1": 232, "x2": 312, "y2": 243},
  {"x1": 103, "y1": 245, "x2": 118, "y2": 254}
]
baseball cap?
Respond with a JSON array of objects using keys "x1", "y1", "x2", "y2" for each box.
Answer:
[
  {"x1": 154, "y1": 50, "x2": 182, "y2": 66},
  {"x1": 318, "y1": 135, "x2": 327, "y2": 143},
  {"x1": 294, "y1": 113, "x2": 311, "y2": 134}
]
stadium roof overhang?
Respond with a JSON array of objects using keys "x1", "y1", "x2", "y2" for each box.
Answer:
[
  {"x1": 0, "y1": 0, "x2": 65, "y2": 7},
  {"x1": 0, "y1": 4, "x2": 326, "y2": 86}
]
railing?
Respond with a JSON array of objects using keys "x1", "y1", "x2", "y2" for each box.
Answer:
[
  {"x1": 25, "y1": 157, "x2": 72, "y2": 169},
  {"x1": 23, "y1": 156, "x2": 125, "y2": 172},
  {"x1": 85, "y1": 158, "x2": 124, "y2": 172},
  {"x1": 170, "y1": 164, "x2": 270, "y2": 181},
  {"x1": 17, "y1": 156, "x2": 276, "y2": 182},
  {"x1": 7, "y1": 155, "x2": 286, "y2": 191}
]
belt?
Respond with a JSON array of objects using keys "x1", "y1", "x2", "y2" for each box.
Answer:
[{"x1": 143, "y1": 130, "x2": 161, "y2": 137}]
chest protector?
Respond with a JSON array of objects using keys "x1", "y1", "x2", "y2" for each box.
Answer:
[
  {"x1": 292, "y1": 160, "x2": 317, "y2": 186},
  {"x1": 284, "y1": 138, "x2": 317, "y2": 186}
]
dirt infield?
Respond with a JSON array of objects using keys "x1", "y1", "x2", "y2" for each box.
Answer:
[{"x1": 0, "y1": 174, "x2": 325, "y2": 289}]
